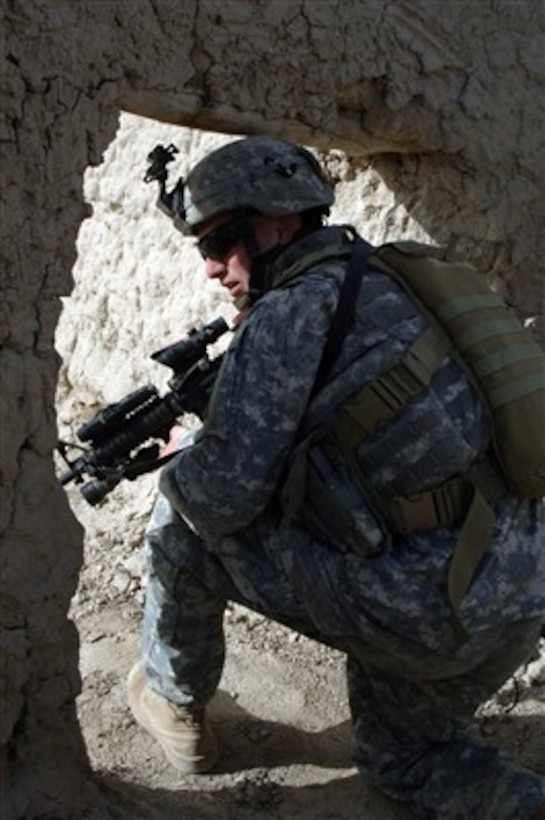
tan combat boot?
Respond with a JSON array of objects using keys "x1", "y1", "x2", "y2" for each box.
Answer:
[{"x1": 127, "y1": 661, "x2": 218, "y2": 774}]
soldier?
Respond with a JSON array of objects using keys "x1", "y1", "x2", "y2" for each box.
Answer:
[{"x1": 128, "y1": 136, "x2": 545, "y2": 819}]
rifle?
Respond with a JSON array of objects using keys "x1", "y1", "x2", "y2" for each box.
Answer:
[{"x1": 57, "y1": 317, "x2": 229, "y2": 506}]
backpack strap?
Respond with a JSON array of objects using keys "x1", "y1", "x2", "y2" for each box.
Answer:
[
  {"x1": 331, "y1": 324, "x2": 452, "y2": 445},
  {"x1": 311, "y1": 237, "x2": 374, "y2": 398}
]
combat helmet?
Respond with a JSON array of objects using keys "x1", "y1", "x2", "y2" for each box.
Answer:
[
  {"x1": 145, "y1": 136, "x2": 334, "y2": 235},
  {"x1": 179, "y1": 136, "x2": 333, "y2": 234},
  {"x1": 145, "y1": 136, "x2": 334, "y2": 299}
]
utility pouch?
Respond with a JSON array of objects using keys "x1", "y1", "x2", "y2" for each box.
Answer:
[{"x1": 280, "y1": 428, "x2": 387, "y2": 558}]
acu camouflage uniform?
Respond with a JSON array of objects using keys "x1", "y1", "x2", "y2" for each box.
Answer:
[{"x1": 143, "y1": 225, "x2": 545, "y2": 819}]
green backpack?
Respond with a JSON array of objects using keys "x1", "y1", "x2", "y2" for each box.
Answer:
[{"x1": 369, "y1": 241, "x2": 545, "y2": 500}]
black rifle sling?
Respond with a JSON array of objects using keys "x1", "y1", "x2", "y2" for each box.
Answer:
[{"x1": 311, "y1": 238, "x2": 373, "y2": 398}]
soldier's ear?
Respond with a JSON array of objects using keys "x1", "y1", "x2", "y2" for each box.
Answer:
[{"x1": 276, "y1": 213, "x2": 303, "y2": 245}]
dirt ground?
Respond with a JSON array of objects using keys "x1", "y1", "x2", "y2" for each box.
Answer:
[{"x1": 65, "y1": 482, "x2": 545, "y2": 820}]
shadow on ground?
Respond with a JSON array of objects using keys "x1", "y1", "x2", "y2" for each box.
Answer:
[{"x1": 81, "y1": 688, "x2": 412, "y2": 819}]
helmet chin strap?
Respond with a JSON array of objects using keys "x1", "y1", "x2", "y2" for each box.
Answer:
[
  {"x1": 239, "y1": 218, "x2": 319, "y2": 305},
  {"x1": 247, "y1": 245, "x2": 286, "y2": 301},
  {"x1": 239, "y1": 223, "x2": 284, "y2": 303}
]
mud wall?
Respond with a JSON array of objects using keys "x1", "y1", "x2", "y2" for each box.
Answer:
[{"x1": 2, "y1": 1, "x2": 544, "y2": 817}]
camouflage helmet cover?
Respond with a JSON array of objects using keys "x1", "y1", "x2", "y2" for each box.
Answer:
[{"x1": 175, "y1": 136, "x2": 334, "y2": 235}]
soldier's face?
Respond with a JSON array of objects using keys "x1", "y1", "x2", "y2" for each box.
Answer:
[
  {"x1": 197, "y1": 211, "x2": 302, "y2": 300},
  {"x1": 197, "y1": 214, "x2": 252, "y2": 300}
]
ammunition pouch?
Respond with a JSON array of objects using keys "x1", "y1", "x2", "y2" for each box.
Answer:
[{"x1": 280, "y1": 429, "x2": 387, "y2": 559}]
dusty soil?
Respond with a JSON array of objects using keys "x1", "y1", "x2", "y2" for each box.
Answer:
[{"x1": 65, "y1": 482, "x2": 545, "y2": 820}]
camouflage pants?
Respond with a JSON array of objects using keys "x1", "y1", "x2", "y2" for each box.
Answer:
[{"x1": 142, "y1": 491, "x2": 544, "y2": 819}]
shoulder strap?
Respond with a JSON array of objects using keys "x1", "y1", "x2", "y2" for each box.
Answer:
[{"x1": 311, "y1": 238, "x2": 373, "y2": 398}]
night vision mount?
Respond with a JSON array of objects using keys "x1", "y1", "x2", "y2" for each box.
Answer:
[{"x1": 144, "y1": 143, "x2": 184, "y2": 222}]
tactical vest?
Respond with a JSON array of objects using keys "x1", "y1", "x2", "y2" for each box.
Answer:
[{"x1": 280, "y1": 236, "x2": 545, "y2": 641}]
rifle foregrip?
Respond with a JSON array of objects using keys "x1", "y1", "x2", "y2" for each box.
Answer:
[{"x1": 91, "y1": 394, "x2": 181, "y2": 465}]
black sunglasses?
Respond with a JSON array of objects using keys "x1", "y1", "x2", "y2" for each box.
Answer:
[{"x1": 197, "y1": 217, "x2": 250, "y2": 262}]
